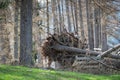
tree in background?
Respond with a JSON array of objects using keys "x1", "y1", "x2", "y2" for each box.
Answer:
[
  {"x1": 14, "y1": 0, "x2": 20, "y2": 60},
  {"x1": 19, "y1": 0, "x2": 33, "y2": 66}
]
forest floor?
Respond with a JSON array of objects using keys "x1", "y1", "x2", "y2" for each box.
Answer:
[{"x1": 0, "y1": 65, "x2": 120, "y2": 80}]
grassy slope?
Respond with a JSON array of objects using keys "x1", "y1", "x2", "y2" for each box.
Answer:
[{"x1": 0, "y1": 65, "x2": 120, "y2": 80}]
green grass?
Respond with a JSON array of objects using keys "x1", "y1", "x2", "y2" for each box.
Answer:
[{"x1": 0, "y1": 65, "x2": 120, "y2": 80}]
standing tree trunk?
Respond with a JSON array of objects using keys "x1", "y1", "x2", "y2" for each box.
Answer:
[
  {"x1": 58, "y1": 0, "x2": 62, "y2": 32},
  {"x1": 101, "y1": 14, "x2": 108, "y2": 51},
  {"x1": 78, "y1": 0, "x2": 84, "y2": 40},
  {"x1": 94, "y1": 0, "x2": 101, "y2": 49},
  {"x1": 65, "y1": 0, "x2": 71, "y2": 32},
  {"x1": 100, "y1": 1, "x2": 108, "y2": 51},
  {"x1": 51, "y1": 0, "x2": 56, "y2": 33},
  {"x1": 74, "y1": 1, "x2": 78, "y2": 34},
  {"x1": 70, "y1": 1, "x2": 76, "y2": 33},
  {"x1": 19, "y1": 0, "x2": 33, "y2": 66},
  {"x1": 14, "y1": 0, "x2": 19, "y2": 59},
  {"x1": 46, "y1": 0, "x2": 49, "y2": 35},
  {"x1": 61, "y1": 0, "x2": 65, "y2": 31},
  {"x1": 86, "y1": 0, "x2": 94, "y2": 50},
  {"x1": 55, "y1": 0, "x2": 60, "y2": 34}
]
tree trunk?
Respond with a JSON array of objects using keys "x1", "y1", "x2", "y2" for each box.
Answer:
[
  {"x1": 51, "y1": 44, "x2": 120, "y2": 59},
  {"x1": 57, "y1": 0, "x2": 62, "y2": 33},
  {"x1": 19, "y1": 0, "x2": 33, "y2": 66},
  {"x1": 101, "y1": 13, "x2": 108, "y2": 51},
  {"x1": 86, "y1": 0, "x2": 94, "y2": 50},
  {"x1": 61, "y1": 0, "x2": 65, "y2": 31},
  {"x1": 78, "y1": 0, "x2": 84, "y2": 40},
  {"x1": 46, "y1": 0, "x2": 49, "y2": 35},
  {"x1": 74, "y1": 1, "x2": 78, "y2": 34},
  {"x1": 14, "y1": 0, "x2": 19, "y2": 59},
  {"x1": 51, "y1": 44, "x2": 100, "y2": 55},
  {"x1": 51, "y1": 0, "x2": 57, "y2": 34},
  {"x1": 65, "y1": 0, "x2": 71, "y2": 32},
  {"x1": 56, "y1": 0, "x2": 60, "y2": 34},
  {"x1": 94, "y1": 3, "x2": 100, "y2": 48},
  {"x1": 70, "y1": 1, "x2": 76, "y2": 33}
]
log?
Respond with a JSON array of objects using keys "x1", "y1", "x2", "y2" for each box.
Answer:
[
  {"x1": 74, "y1": 61, "x2": 99, "y2": 65},
  {"x1": 51, "y1": 44, "x2": 100, "y2": 55},
  {"x1": 97, "y1": 44, "x2": 120, "y2": 59},
  {"x1": 51, "y1": 44, "x2": 120, "y2": 59},
  {"x1": 80, "y1": 66, "x2": 98, "y2": 69}
]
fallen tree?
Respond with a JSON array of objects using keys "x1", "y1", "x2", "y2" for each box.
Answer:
[
  {"x1": 41, "y1": 33, "x2": 120, "y2": 69},
  {"x1": 51, "y1": 44, "x2": 120, "y2": 59},
  {"x1": 51, "y1": 44, "x2": 100, "y2": 55}
]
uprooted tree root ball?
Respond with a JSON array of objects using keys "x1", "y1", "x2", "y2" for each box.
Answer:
[{"x1": 41, "y1": 33, "x2": 87, "y2": 68}]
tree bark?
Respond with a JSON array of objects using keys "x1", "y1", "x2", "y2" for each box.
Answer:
[
  {"x1": 65, "y1": 0, "x2": 71, "y2": 32},
  {"x1": 51, "y1": 44, "x2": 120, "y2": 59},
  {"x1": 94, "y1": 1, "x2": 101, "y2": 48},
  {"x1": 52, "y1": 0, "x2": 58, "y2": 34},
  {"x1": 19, "y1": 0, "x2": 33, "y2": 66},
  {"x1": 74, "y1": 1, "x2": 78, "y2": 34},
  {"x1": 101, "y1": 14, "x2": 108, "y2": 51},
  {"x1": 86, "y1": 0, "x2": 94, "y2": 50},
  {"x1": 78, "y1": 0, "x2": 84, "y2": 39},
  {"x1": 70, "y1": 1, "x2": 76, "y2": 33},
  {"x1": 46, "y1": 0, "x2": 49, "y2": 35},
  {"x1": 56, "y1": 0, "x2": 60, "y2": 34},
  {"x1": 14, "y1": 0, "x2": 19, "y2": 59},
  {"x1": 51, "y1": 44, "x2": 99, "y2": 55},
  {"x1": 57, "y1": 0, "x2": 62, "y2": 33}
]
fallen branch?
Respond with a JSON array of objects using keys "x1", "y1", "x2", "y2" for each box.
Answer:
[{"x1": 97, "y1": 44, "x2": 120, "y2": 59}]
